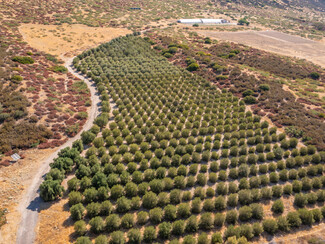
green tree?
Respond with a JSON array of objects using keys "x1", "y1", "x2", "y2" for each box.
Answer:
[
  {"x1": 110, "y1": 231, "x2": 125, "y2": 244},
  {"x1": 262, "y1": 219, "x2": 278, "y2": 234},
  {"x1": 158, "y1": 222, "x2": 172, "y2": 239},
  {"x1": 127, "y1": 228, "x2": 142, "y2": 244},
  {"x1": 89, "y1": 216, "x2": 105, "y2": 233},
  {"x1": 271, "y1": 200, "x2": 284, "y2": 214},
  {"x1": 74, "y1": 220, "x2": 87, "y2": 236},
  {"x1": 40, "y1": 180, "x2": 64, "y2": 201},
  {"x1": 143, "y1": 226, "x2": 157, "y2": 242}
]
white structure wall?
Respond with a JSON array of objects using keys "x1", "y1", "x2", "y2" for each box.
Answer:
[{"x1": 177, "y1": 19, "x2": 230, "y2": 25}]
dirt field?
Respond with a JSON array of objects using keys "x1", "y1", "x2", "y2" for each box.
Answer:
[
  {"x1": 198, "y1": 30, "x2": 325, "y2": 68},
  {"x1": 0, "y1": 148, "x2": 56, "y2": 243},
  {"x1": 19, "y1": 24, "x2": 132, "y2": 57}
]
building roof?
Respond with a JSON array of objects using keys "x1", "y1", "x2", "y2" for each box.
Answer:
[
  {"x1": 201, "y1": 19, "x2": 224, "y2": 23},
  {"x1": 11, "y1": 153, "x2": 21, "y2": 161},
  {"x1": 177, "y1": 19, "x2": 229, "y2": 24}
]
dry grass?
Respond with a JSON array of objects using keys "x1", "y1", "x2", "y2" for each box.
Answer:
[
  {"x1": 35, "y1": 196, "x2": 74, "y2": 244},
  {"x1": 19, "y1": 24, "x2": 132, "y2": 57},
  {"x1": 0, "y1": 148, "x2": 56, "y2": 243}
]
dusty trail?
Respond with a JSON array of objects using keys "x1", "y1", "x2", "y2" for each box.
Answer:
[{"x1": 15, "y1": 57, "x2": 101, "y2": 244}]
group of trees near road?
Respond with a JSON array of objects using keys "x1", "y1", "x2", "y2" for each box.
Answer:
[{"x1": 41, "y1": 34, "x2": 325, "y2": 243}]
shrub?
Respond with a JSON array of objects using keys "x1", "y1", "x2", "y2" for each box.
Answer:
[
  {"x1": 127, "y1": 228, "x2": 141, "y2": 244},
  {"x1": 95, "y1": 235, "x2": 108, "y2": 244},
  {"x1": 311, "y1": 208, "x2": 322, "y2": 222},
  {"x1": 121, "y1": 213, "x2": 134, "y2": 229},
  {"x1": 249, "y1": 203, "x2": 263, "y2": 220},
  {"x1": 215, "y1": 196, "x2": 226, "y2": 211},
  {"x1": 226, "y1": 210, "x2": 238, "y2": 225},
  {"x1": 76, "y1": 237, "x2": 92, "y2": 244},
  {"x1": 143, "y1": 226, "x2": 157, "y2": 242},
  {"x1": 277, "y1": 216, "x2": 290, "y2": 232},
  {"x1": 238, "y1": 190, "x2": 252, "y2": 205},
  {"x1": 89, "y1": 216, "x2": 105, "y2": 234},
  {"x1": 310, "y1": 72, "x2": 320, "y2": 80},
  {"x1": 187, "y1": 62, "x2": 200, "y2": 71},
  {"x1": 116, "y1": 197, "x2": 131, "y2": 213},
  {"x1": 86, "y1": 202, "x2": 101, "y2": 218},
  {"x1": 110, "y1": 231, "x2": 125, "y2": 244},
  {"x1": 158, "y1": 222, "x2": 172, "y2": 239},
  {"x1": 40, "y1": 180, "x2": 64, "y2": 201},
  {"x1": 252, "y1": 223, "x2": 263, "y2": 237},
  {"x1": 185, "y1": 216, "x2": 198, "y2": 232},
  {"x1": 51, "y1": 65, "x2": 68, "y2": 73},
  {"x1": 294, "y1": 193, "x2": 307, "y2": 208},
  {"x1": 142, "y1": 192, "x2": 158, "y2": 209},
  {"x1": 149, "y1": 207, "x2": 163, "y2": 224},
  {"x1": 197, "y1": 232, "x2": 209, "y2": 244},
  {"x1": 199, "y1": 212, "x2": 214, "y2": 230},
  {"x1": 239, "y1": 206, "x2": 252, "y2": 222},
  {"x1": 183, "y1": 235, "x2": 196, "y2": 244},
  {"x1": 70, "y1": 203, "x2": 85, "y2": 221},
  {"x1": 74, "y1": 220, "x2": 87, "y2": 236},
  {"x1": 271, "y1": 200, "x2": 284, "y2": 214},
  {"x1": 262, "y1": 219, "x2": 278, "y2": 234},
  {"x1": 137, "y1": 211, "x2": 148, "y2": 225},
  {"x1": 172, "y1": 220, "x2": 185, "y2": 235},
  {"x1": 164, "y1": 204, "x2": 177, "y2": 220},
  {"x1": 214, "y1": 213, "x2": 225, "y2": 228},
  {"x1": 69, "y1": 191, "x2": 83, "y2": 206},
  {"x1": 286, "y1": 211, "x2": 302, "y2": 228},
  {"x1": 243, "y1": 96, "x2": 256, "y2": 104},
  {"x1": 239, "y1": 224, "x2": 253, "y2": 240},
  {"x1": 12, "y1": 56, "x2": 34, "y2": 64},
  {"x1": 177, "y1": 203, "x2": 191, "y2": 218},
  {"x1": 227, "y1": 194, "x2": 238, "y2": 208},
  {"x1": 298, "y1": 208, "x2": 314, "y2": 226},
  {"x1": 211, "y1": 232, "x2": 223, "y2": 244},
  {"x1": 105, "y1": 214, "x2": 120, "y2": 232}
]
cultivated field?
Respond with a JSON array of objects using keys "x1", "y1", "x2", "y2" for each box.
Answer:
[{"x1": 198, "y1": 30, "x2": 325, "y2": 68}]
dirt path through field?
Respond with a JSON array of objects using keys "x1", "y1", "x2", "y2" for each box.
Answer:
[
  {"x1": 198, "y1": 30, "x2": 325, "y2": 68},
  {"x1": 15, "y1": 57, "x2": 101, "y2": 244}
]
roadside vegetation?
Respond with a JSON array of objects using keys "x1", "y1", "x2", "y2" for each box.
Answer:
[{"x1": 40, "y1": 34, "x2": 325, "y2": 243}]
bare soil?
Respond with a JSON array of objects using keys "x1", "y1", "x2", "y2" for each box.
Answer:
[{"x1": 198, "y1": 30, "x2": 325, "y2": 68}]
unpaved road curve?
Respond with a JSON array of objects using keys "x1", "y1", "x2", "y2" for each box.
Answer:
[{"x1": 16, "y1": 57, "x2": 100, "y2": 244}]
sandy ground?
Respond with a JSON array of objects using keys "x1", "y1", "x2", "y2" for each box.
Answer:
[
  {"x1": 35, "y1": 191, "x2": 74, "y2": 244},
  {"x1": 19, "y1": 24, "x2": 132, "y2": 57},
  {"x1": 0, "y1": 148, "x2": 56, "y2": 243},
  {"x1": 198, "y1": 30, "x2": 325, "y2": 68}
]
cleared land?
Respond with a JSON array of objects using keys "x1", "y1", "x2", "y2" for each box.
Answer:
[
  {"x1": 198, "y1": 30, "x2": 325, "y2": 68},
  {"x1": 19, "y1": 24, "x2": 132, "y2": 57}
]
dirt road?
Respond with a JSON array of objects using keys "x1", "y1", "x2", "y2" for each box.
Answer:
[
  {"x1": 198, "y1": 30, "x2": 325, "y2": 68},
  {"x1": 15, "y1": 57, "x2": 101, "y2": 244}
]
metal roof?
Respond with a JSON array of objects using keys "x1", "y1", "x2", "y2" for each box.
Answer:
[
  {"x1": 177, "y1": 19, "x2": 229, "y2": 24},
  {"x1": 201, "y1": 19, "x2": 224, "y2": 23},
  {"x1": 11, "y1": 153, "x2": 21, "y2": 161}
]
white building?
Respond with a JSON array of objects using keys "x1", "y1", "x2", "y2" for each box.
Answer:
[
  {"x1": 177, "y1": 19, "x2": 230, "y2": 25},
  {"x1": 177, "y1": 19, "x2": 202, "y2": 24}
]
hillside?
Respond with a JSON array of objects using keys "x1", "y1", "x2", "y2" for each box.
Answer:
[{"x1": 0, "y1": 0, "x2": 324, "y2": 243}]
